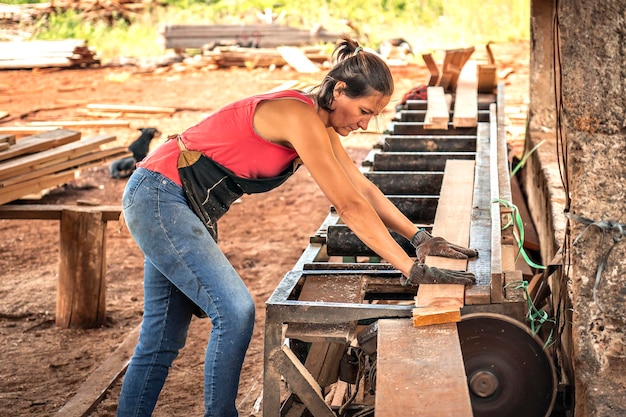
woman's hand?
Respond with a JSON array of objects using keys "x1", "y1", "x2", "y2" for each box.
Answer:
[
  {"x1": 411, "y1": 230, "x2": 478, "y2": 263},
  {"x1": 402, "y1": 261, "x2": 476, "y2": 286}
]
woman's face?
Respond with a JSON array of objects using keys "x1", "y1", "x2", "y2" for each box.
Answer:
[{"x1": 328, "y1": 83, "x2": 391, "y2": 136}]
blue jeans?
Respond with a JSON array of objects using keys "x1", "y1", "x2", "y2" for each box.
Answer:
[{"x1": 117, "y1": 168, "x2": 255, "y2": 417}]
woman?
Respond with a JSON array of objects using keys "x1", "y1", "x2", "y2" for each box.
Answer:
[{"x1": 117, "y1": 36, "x2": 477, "y2": 417}]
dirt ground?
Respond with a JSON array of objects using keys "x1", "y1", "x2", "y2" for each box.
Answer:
[{"x1": 0, "y1": 41, "x2": 529, "y2": 417}]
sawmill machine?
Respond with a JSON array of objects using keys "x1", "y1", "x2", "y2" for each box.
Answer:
[{"x1": 263, "y1": 84, "x2": 564, "y2": 417}]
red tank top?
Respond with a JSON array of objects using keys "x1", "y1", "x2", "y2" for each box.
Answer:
[{"x1": 139, "y1": 90, "x2": 314, "y2": 186}]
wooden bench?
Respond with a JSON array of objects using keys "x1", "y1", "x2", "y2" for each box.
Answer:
[{"x1": 0, "y1": 203, "x2": 122, "y2": 329}]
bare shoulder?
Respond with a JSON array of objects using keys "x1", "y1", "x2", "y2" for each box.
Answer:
[{"x1": 254, "y1": 96, "x2": 325, "y2": 144}]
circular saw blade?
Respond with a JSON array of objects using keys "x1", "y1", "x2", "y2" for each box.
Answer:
[{"x1": 457, "y1": 313, "x2": 556, "y2": 417}]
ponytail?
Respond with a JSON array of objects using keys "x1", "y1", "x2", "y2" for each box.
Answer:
[{"x1": 313, "y1": 36, "x2": 394, "y2": 113}]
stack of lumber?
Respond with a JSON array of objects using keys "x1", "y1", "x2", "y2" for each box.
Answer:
[
  {"x1": 199, "y1": 45, "x2": 328, "y2": 69},
  {"x1": 0, "y1": 39, "x2": 101, "y2": 70},
  {"x1": 0, "y1": 129, "x2": 128, "y2": 205},
  {"x1": 161, "y1": 23, "x2": 344, "y2": 50}
]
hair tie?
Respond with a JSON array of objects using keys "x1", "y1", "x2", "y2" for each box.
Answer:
[{"x1": 353, "y1": 46, "x2": 363, "y2": 56}]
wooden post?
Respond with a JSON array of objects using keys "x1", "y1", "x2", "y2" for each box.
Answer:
[{"x1": 56, "y1": 208, "x2": 107, "y2": 328}]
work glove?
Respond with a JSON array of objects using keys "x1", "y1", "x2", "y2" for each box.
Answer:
[
  {"x1": 402, "y1": 261, "x2": 477, "y2": 286},
  {"x1": 410, "y1": 229, "x2": 478, "y2": 263}
]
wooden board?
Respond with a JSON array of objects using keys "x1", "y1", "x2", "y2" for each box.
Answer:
[
  {"x1": 277, "y1": 46, "x2": 320, "y2": 73},
  {"x1": 0, "y1": 204, "x2": 122, "y2": 221},
  {"x1": 425, "y1": 159, "x2": 475, "y2": 270},
  {"x1": 55, "y1": 324, "x2": 140, "y2": 416},
  {"x1": 86, "y1": 103, "x2": 176, "y2": 114},
  {"x1": 0, "y1": 135, "x2": 118, "y2": 181},
  {"x1": 423, "y1": 86, "x2": 449, "y2": 130},
  {"x1": 453, "y1": 60, "x2": 478, "y2": 128},
  {"x1": 413, "y1": 284, "x2": 465, "y2": 326},
  {"x1": 439, "y1": 47, "x2": 475, "y2": 92},
  {"x1": 421, "y1": 53, "x2": 440, "y2": 86},
  {"x1": 375, "y1": 319, "x2": 472, "y2": 416},
  {"x1": 0, "y1": 129, "x2": 80, "y2": 162}
]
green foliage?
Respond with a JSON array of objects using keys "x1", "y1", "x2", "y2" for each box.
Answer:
[{"x1": 27, "y1": 0, "x2": 530, "y2": 61}]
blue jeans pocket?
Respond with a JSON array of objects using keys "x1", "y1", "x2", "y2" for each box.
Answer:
[{"x1": 122, "y1": 172, "x2": 146, "y2": 210}]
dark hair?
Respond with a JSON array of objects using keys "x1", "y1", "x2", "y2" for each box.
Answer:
[{"x1": 313, "y1": 36, "x2": 394, "y2": 113}]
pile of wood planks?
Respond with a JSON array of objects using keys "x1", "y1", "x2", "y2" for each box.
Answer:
[
  {"x1": 199, "y1": 45, "x2": 328, "y2": 70},
  {"x1": 0, "y1": 39, "x2": 101, "y2": 70},
  {"x1": 161, "y1": 23, "x2": 344, "y2": 51},
  {"x1": 0, "y1": 129, "x2": 128, "y2": 205}
]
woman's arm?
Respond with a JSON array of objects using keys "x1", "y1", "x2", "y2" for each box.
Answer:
[
  {"x1": 254, "y1": 98, "x2": 415, "y2": 276},
  {"x1": 325, "y1": 126, "x2": 418, "y2": 240}
]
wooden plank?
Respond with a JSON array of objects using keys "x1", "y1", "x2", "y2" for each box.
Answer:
[
  {"x1": 421, "y1": 53, "x2": 440, "y2": 86},
  {"x1": 271, "y1": 345, "x2": 335, "y2": 417},
  {"x1": 27, "y1": 120, "x2": 131, "y2": 128},
  {"x1": 0, "y1": 135, "x2": 118, "y2": 181},
  {"x1": 0, "y1": 204, "x2": 122, "y2": 221},
  {"x1": 0, "y1": 126, "x2": 59, "y2": 137},
  {"x1": 0, "y1": 134, "x2": 16, "y2": 145},
  {"x1": 453, "y1": 60, "x2": 478, "y2": 128},
  {"x1": 85, "y1": 103, "x2": 176, "y2": 114},
  {"x1": 0, "y1": 170, "x2": 76, "y2": 205},
  {"x1": 425, "y1": 159, "x2": 475, "y2": 270},
  {"x1": 439, "y1": 47, "x2": 475, "y2": 92},
  {"x1": 423, "y1": 86, "x2": 449, "y2": 130},
  {"x1": 413, "y1": 284, "x2": 465, "y2": 326},
  {"x1": 54, "y1": 324, "x2": 140, "y2": 416},
  {"x1": 0, "y1": 135, "x2": 121, "y2": 181},
  {"x1": 277, "y1": 46, "x2": 320, "y2": 73},
  {"x1": 0, "y1": 129, "x2": 80, "y2": 162},
  {"x1": 0, "y1": 147, "x2": 129, "y2": 188},
  {"x1": 375, "y1": 319, "x2": 472, "y2": 416}
]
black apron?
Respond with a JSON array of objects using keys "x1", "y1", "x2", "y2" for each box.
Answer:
[{"x1": 175, "y1": 135, "x2": 300, "y2": 241}]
